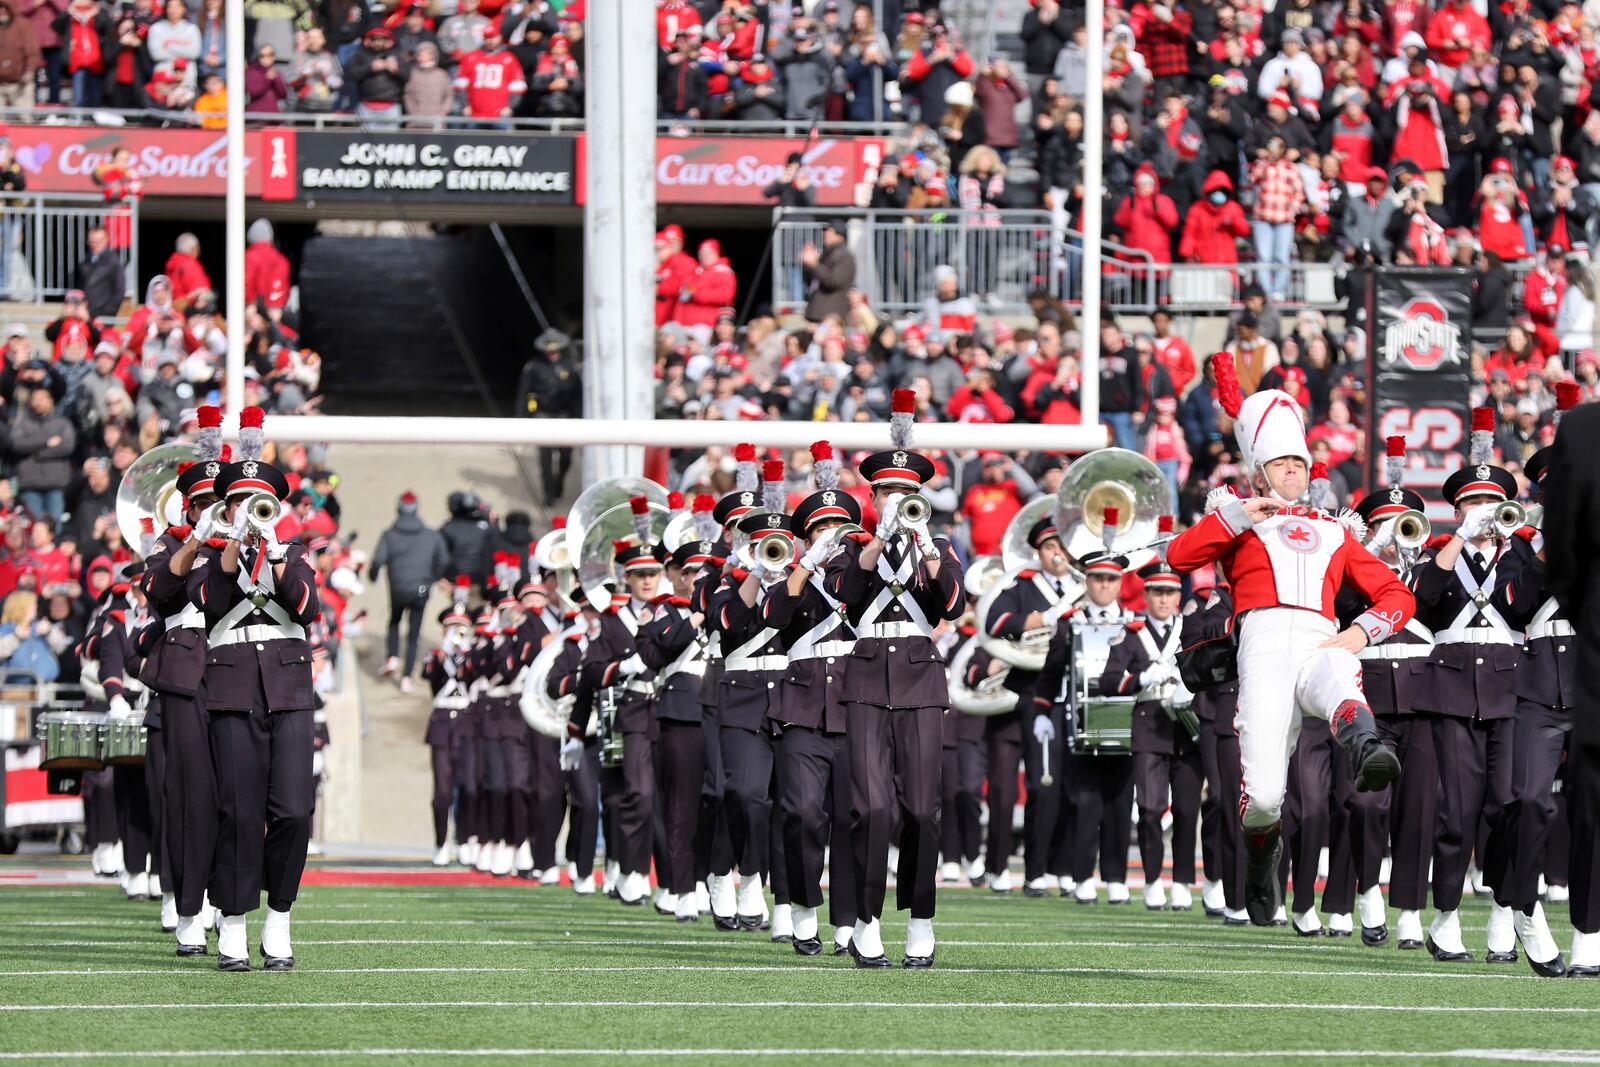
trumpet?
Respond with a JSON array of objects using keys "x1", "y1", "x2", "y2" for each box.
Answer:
[
  {"x1": 244, "y1": 491, "x2": 281, "y2": 528},
  {"x1": 756, "y1": 530, "x2": 796, "y2": 568},
  {"x1": 888, "y1": 492, "x2": 932, "y2": 529},
  {"x1": 1493, "y1": 500, "x2": 1526, "y2": 539},
  {"x1": 1393, "y1": 509, "x2": 1431, "y2": 551}
]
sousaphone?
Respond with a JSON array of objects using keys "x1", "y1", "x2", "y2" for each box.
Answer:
[
  {"x1": 1054, "y1": 447, "x2": 1168, "y2": 569},
  {"x1": 116, "y1": 441, "x2": 198, "y2": 551},
  {"x1": 566, "y1": 477, "x2": 671, "y2": 611}
]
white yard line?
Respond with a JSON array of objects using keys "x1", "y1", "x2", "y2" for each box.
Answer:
[
  {"x1": 0, "y1": 1000, "x2": 1593, "y2": 1014},
  {"x1": 0, "y1": 1051, "x2": 1593, "y2": 1063}
]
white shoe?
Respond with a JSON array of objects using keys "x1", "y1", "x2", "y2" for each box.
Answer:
[
  {"x1": 1293, "y1": 910, "x2": 1323, "y2": 936},
  {"x1": 1169, "y1": 884, "x2": 1193, "y2": 911},
  {"x1": 572, "y1": 873, "x2": 596, "y2": 896},
  {"x1": 1547, "y1": 883, "x2": 1571, "y2": 904},
  {"x1": 379, "y1": 656, "x2": 399, "y2": 677},
  {"x1": 475, "y1": 841, "x2": 495, "y2": 872},
  {"x1": 306, "y1": 841, "x2": 323, "y2": 857},
  {"x1": 539, "y1": 866, "x2": 562, "y2": 886},
  {"x1": 654, "y1": 889, "x2": 678, "y2": 914},
  {"x1": 1515, "y1": 904, "x2": 1565, "y2": 973},
  {"x1": 514, "y1": 841, "x2": 534, "y2": 872},
  {"x1": 694, "y1": 881, "x2": 711, "y2": 914},
  {"x1": 1143, "y1": 882, "x2": 1168, "y2": 910},
  {"x1": 160, "y1": 893, "x2": 178, "y2": 931},
  {"x1": 1396, "y1": 909, "x2": 1424, "y2": 945},
  {"x1": 216, "y1": 913, "x2": 247, "y2": 963},
  {"x1": 604, "y1": 860, "x2": 621, "y2": 896},
  {"x1": 852, "y1": 917, "x2": 885, "y2": 958},
  {"x1": 710, "y1": 872, "x2": 737, "y2": 919},
  {"x1": 1428, "y1": 910, "x2": 1469, "y2": 957},
  {"x1": 965, "y1": 858, "x2": 986, "y2": 883},
  {"x1": 148, "y1": 874, "x2": 162, "y2": 897},
  {"x1": 1272, "y1": 905, "x2": 1288, "y2": 925},
  {"x1": 616, "y1": 871, "x2": 646, "y2": 904},
  {"x1": 1027, "y1": 875, "x2": 1055, "y2": 895},
  {"x1": 125, "y1": 871, "x2": 150, "y2": 900},
  {"x1": 399, "y1": 677, "x2": 415, "y2": 694},
  {"x1": 90, "y1": 843, "x2": 111, "y2": 875},
  {"x1": 1327, "y1": 912, "x2": 1354, "y2": 935},
  {"x1": 489, "y1": 842, "x2": 513, "y2": 877},
  {"x1": 1487, "y1": 903, "x2": 1517, "y2": 958},
  {"x1": 771, "y1": 903, "x2": 794, "y2": 942},
  {"x1": 1223, "y1": 907, "x2": 1250, "y2": 924},
  {"x1": 989, "y1": 869, "x2": 1015, "y2": 893},
  {"x1": 432, "y1": 844, "x2": 454, "y2": 867},
  {"x1": 834, "y1": 925, "x2": 853, "y2": 952},
  {"x1": 1073, "y1": 878, "x2": 1099, "y2": 904},
  {"x1": 905, "y1": 916, "x2": 935, "y2": 959},
  {"x1": 1201, "y1": 879, "x2": 1226, "y2": 913},
  {"x1": 675, "y1": 892, "x2": 699, "y2": 921},
  {"x1": 941, "y1": 861, "x2": 961, "y2": 882},
  {"x1": 109, "y1": 841, "x2": 124, "y2": 874},
  {"x1": 175, "y1": 914, "x2": 206, "y2": 950},
  {"x1": 1358, "y1": 886, "x2": 1387, "y2": 932},
  {"x1": 1571, "y1": 929, "x2": 1600, "y2": 971},
  {"x1": 1058, "y1": 874, "x2": 1077, "y2": 894},
  {"x1": 737, "y1": 872, "x2": 766, "y2": 917},
  {"x1": 791, "y1": 904, "x2": 818, "y2": 941},
  {"x1": 261, "y1": 907, "x2": 292, "y2": 961},
  {"x1": 1106, "y1": 882, "x2": 1130, "y2": 904},
  {"x1": 459, "y1": 839, "x2": 478, "y2": 867}
]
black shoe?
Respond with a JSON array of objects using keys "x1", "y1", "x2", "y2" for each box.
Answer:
[
  {"x1": 1353, "y1": 741, "x2": 1402, "y2": 792},
  {"x1": 793, "y1": 937, "x2": 822, "y2": 956},
  {"x1": 848, "y1": 939, "x2": 891, "y2": 968},
  {"x1": 1023, "y1": 886, "x2": 1047, "y2": 898},
  {"x1": 1568, "y1": 963, "x2": 1600, "y2": 978},
  {"x1": 1244, "y1": 826, "x2": 1284, "y2": 927},
  {"x1": 675, "y1": 914, "x2": 699, "y2": 923},
  {"x1": 1486, "y1": 948, "x2": 1519, "y2": 964},
  {"x1": 176, "y1": 944, "x2": 208, "y2": 957},
  {"x1": 263, "y1": 954, "x2": 294, "y2": 971},
  {"x1": 1222, "y1": 914, "x2": 1250, "y2": 927},
  {"x1": 832, "y1": 943, "x2": 849, "y2": 957},
  {"x1": 1270, "y1": 917, "x2": 1289, "y2": 927},
  {"x1": 1204, "y1": 906, "x2": 1225, "y2": 917},
  {"x1": 1426, "y1": 935, "x2": 1473, "y2": 962},
  {"x1": 1294, "y1": 923, "x2": 1325, "y2": 938},
  {"x1": 218, "y1": 955, "x2": 249, "y2": 972},
  {"x1": 902, "y1": 950, "x2": 935, "y2": 969},
  {"x1": 1362, "y1": 925, "x2": 1390, "y2": 947},
  {"x1": 1527, "y1": 953, "x2": 1567, "y2": 978},
  {"x1": 713, "y1": 915, "x2": 740, "y2": 932},
  {"x1": 161, "y1": 923, "x2": 177, "y2": 934},
  {"x1": 1326, "y1": 927, "x2": 1352, "y2": 938},
  {"x1": 654, "y1": 904, "x2": 674, "y2": 916},
  {"x1": 736, "y1": 913, "x2": 771, "y2": 932},
  {"x1": 772, "y1": 933, "x2": 795, "y2": 945},
  {"x1": 1397, "y1": 938, "x2": 1423, "y2": 951}
]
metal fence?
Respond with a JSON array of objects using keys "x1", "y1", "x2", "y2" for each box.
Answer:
[
  {"x1": 0, "y1": 193, "x2": 138, "y2": 306},
  {"x1": 771, "y1": 207, "x2": 1350, "y2": 319}
]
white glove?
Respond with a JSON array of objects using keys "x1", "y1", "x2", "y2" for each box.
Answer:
[
  {"x1": 1032, "y1": 713, "x2": 1056, "y2": 744},
  {"x1": 191, "y1": 507, "x2": 215, "y2": 543},
  {"x1": 1140, "y1": 663, "x2": 1171, "y2": 688},
  {"x1": 229, "y1": 506, "x2": 252, "y2": 543},
  {"x1": 877, "y1": 501, "x2": 901, "y2": 541},
  {"x1": 616, "y1": 653, "x2": 646, "y2": 677},
  {"x1": 1367, "y1": 518, "x2": 1396, "y2": 554},
  {"x1": 259, "y1": 524, "x2": 288, "y2": 563},
  {"x1": 559, "y1": 737, "x2": 584, "y2": 771},
  {"x1": 107, "y1": 694, "x2": 133, "y2": 719},
  {"x1": 1457, "y1": 502, "x2": 1497, "y2": 541},
  {"x1": 912, "y1": 526, "x2": 937, "y2": 558},
  {"x1": 801, "y1": 537, "x2": 834, "y2": 571}
]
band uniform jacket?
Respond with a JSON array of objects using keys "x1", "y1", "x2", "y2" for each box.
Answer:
[
  {"x1": 421, "y1": 644, "x2": 471, "y2": 746},
  {"x1": 985, "y1": 568, "x2": 1072, "y2": 699},
  {"x1": 1409, "y1": 545, "x2": 1520, "y2": 720},
  {"x1": 694, "y1": 570, "x2": 724, "y2": 713},
  {"x1": 1099, "y1": 615, "x2": 1192, "y2": 756},
  {"x1": 762, "y1": 572, "x2": 855, "y2": 733},
  {"x1": 1497, "y1": 536, "x2": 1575, "y2": 710},
  {"x1": 1336, "y1": 578, "x2": 1429, "y2": 717},
  {"x1": 95, "y1": 604, "x2": 143, "y2": 705},
  {"x1": 581, "y1": 601, "x2": 659, "y2": 738},
  {"x1": 1029, "y1": 599, "x2": 1130, "y2": 714},
  {"x1": 634, "y1": 595, "x2": 706, "y2": 724},
  {"x1": 548, "y1": 627, "x2": 591, "y2": 736},
  {"x1": 1180, "y1": 588, "x2": 1239, "y2": 737},
  {"x1": 822, "y1": 536, "x2": 965, "y2": 709},
  {"x1": 187, "y1": 542, "x2": 320, "y2": 713},
  {"x1": 710, "y1": 574, "x2": 787, "y2": 731},
  {"x1": 468, "y1": 633, "x2": 521, "y2": 740},
  {"x1": 139, "y1": 528, "x2": 208, "y2": 699}
]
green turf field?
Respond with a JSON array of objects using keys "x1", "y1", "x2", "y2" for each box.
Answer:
[{"x1": 0, "y1": 877, "x2": 1597, "y2": 1064}]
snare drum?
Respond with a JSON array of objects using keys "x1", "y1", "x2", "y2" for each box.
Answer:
[
  {"x1": 37, "y1": 712, "x2": 107, "y2": 769},
  {"x1": 101, "y1": 714, "x2": 148, "y2": 766},
  {"x1": 1071, "y1": 696, "x2": 1135, "y2": 754}
]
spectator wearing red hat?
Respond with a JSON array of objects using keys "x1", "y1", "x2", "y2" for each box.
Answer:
[
  {"x1": 346, "y1": 26, "x2": 407, "y2": 126},
  {"x1": 455, "y1": 20, "x2": 526, "y2": 121},
  {"x1": 1476, "y1": 159, "x2": 1530, "y2": 261},
  {"x1": 1113, "y1": 162, "x2": 1178, "y2": 272},
  {"x1": 674, "y1": 239, "x2": 736, "y2": 336},
  {"x1": 529, "y1": 32, "x2": 582, "y2": 117},
  {"x1": 1534, "y1": 155, "x2": 1595, "y2": 251}
]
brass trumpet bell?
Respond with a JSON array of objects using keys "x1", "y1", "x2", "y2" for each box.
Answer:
[
  {"x1": 1392, "y1": 509, "x2": 1431, "y2": 551},
  {"x1": 245, "y1": 491, "x2": 282, "y2": 527},
  {"x1": 756, "y1": 530, "x2": 795, "y2": 567},
  {"x1": 1494, "y1": 500, "x2": 1527, "y2": 538}
]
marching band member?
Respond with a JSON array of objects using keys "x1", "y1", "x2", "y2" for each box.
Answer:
[
  {"x1": 1165, "y1": 356, "x2": 1408, "y2": 926},
  {"x1": 186, "y1": 406, "x2": 321, "y2": 971},
  {"x1": 468, "y1": 576, "x2": 523, "y2": 878},
  {"x1": 514, "y1": 577, "x2": 566, "y2": 883},
  {"x1": 1410, "y1": 408, "x2": 1521, "y2": 962},
  {"x1": 101, "y1": 562, "x2": 153, "y2": 903},
  {"x1": 549, "y1": 600, "x2": 602, "y2": 894},
  {"x1": 455, "y1": 607, "x2": 493, "y2": 871},
  {"x1": 764, "y1": 442, "x2": 861, "y2": 956},
  {"x1": 824, "y1": 389, "x2": 965, "y2": 967},
  {"x1": 1099, "y1": 552, "x2": 1202, "y2": 911},
  {"x1": 985, "y1": 514, "x2": 1079, "y2": 896},
  {"x1": 942, "y1": 609, "x2": 987, "y2": 889},
  {"x1": 420, "y1": 592, "x2": 473, "y2": 866}
]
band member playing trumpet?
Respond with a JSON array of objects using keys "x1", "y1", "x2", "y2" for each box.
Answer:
[
  {"x1": 548, "y1": 600, "x2": 602, "y2": 894},
  {"x1": 824, "y1": 389, "x2": 965, "y2": 968},
  {"x1": 1166, "y1": 357, "x2": 1407, "y2": 926},
  {"x1": 185, "y1": 406, "x2": 321, "y2": 971},
  {"x1": 421, "y1": 596, "x2": 474, "y2": 866}
]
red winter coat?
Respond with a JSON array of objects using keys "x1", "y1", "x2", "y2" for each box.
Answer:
[
  {"x1": 1477, "y1": 195, "x2": 1529, "y2": 261},
  {"x1": 164, "y1": 251, "x2": 212, "y2": 308},
  {"x1": 244, "y1": 240, "x2": 291, "y2": 309},
  {"x1": 1178, "y1": 171, "x2": 1249, "y2": 264},
  {"x1": 1424, "y1": 2, "x2": 1490, "y2": 68},
  {"x1": 1113, "y1": 175, "x2": 1179, "y2": 265},
  {"x1": 675, "y1": 260, "x2": 735, "y2": 329}
]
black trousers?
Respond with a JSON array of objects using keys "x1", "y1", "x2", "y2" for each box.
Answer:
[
  {"x1": 780, "y1": 725, "x2": 858, "y2": 927},
  {"x1": 82, "y1": 767, "x2": 116, "y2": 849},
  {"x1": 721, "y1": 725, "x2": 777, "y2": 883},
  {"x1": 1022, "y1": 703, "x2": 1073, "y2": 881},
  {"x1": 1066, "y1": 752, "x2": 1134, "y2": 885},
  {"x1": 479, "y1": 736, "x2": 508, "y2": 843},
  {"x1": 112, "y1": 764, "x2": 152, "y2": 878},
  {"x1": 429, "y1": 741, "x2": 454, "y2": 848},
  {"x1": 385, "y1": 591, "x2": 428, "y2": 675},
  {"x1": 657, "y1": 719, "x2": 705, "y2": 896},
  {"x1": 143, "y1": 721, "x2": 169, "y2": 886},
  {"x1": 601, "y1": 729, "x2": 655, "y2": 876},
  {"x1": 502, "y1": 729, "x2": 532, "y2": 847},
  {"x1": 940, "y1": 738, "x2": 985, "y2": 866},
  {"x1": 564, "y1": 738, "x2": 601, "y2": 877},
  {"x1": 1353, "y1": 716, "x2": 1435, "y2": 911},
  {"x1": 528, "y1": 732, "x2": 564, "y2": 870},
  {"x1": 209, "y1": 705, "x2": 314, "y2": 915},
  {"x1": 697, "y1": 705, "x2": 733, "y2": 880},
  {"x1": 540, "y1": 446, "x2": 573, "y2": 504},
  {"x1": 160, "y1": 691, "x2": 217, "y2": 915},
  {"x1": 1197, "y1": 720, "x2": 1222, "y2": 884},
  {"x1": 1492, "y1": 700, "x2": 1570, "y2": 913},
  {"x1": 1430, "y1": 714, "x2": 1514, "y2": 912},
  {"x1": 1213, "y1": 732, "x2": 1247, "y2": 910},
  {"x1": 1134, "y1": 744, "x2": 1203, "y2": 886},
  {"x1": 847, "y1": 702, "x2": 942, "y2": 921},
  {"x1": 984, "y1": 720, "x2": 1023, "y2": 876},
  {"x1": 451, "y1": 726, "x2": 480, "y2": 843},
  {"x1": 1286, "y1": 721, "x2": 1350, "y2": 916},
  {"x1": 1570, "y1": 737, "x2": 1600, "y2": 935}
]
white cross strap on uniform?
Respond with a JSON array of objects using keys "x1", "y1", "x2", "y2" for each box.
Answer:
[
  {"x1": 1357, "y1": 617, "x2": 1434, "y2": 661},
  {"x1": 1133, "y1": 623, "x2": 1184, "y2": 700},
  {"x1": 1434, "y1": 554, "x2": 1520, "y2": 646},
  {"x1": 661, "y1": 609, "x2": 710, "y2": 680},
  {"x1": 789, "y1": 574, "x2": 857, "y2": 661},
  {"x1": 163, "y1": 603, "x2": 206, "y2": 632},
  {"x1": 724, "y1": 627, "x2": 786, "y2": 673},
  {"x1": 208, "y1": 586, "x2": 306, "y2": 648},
  {"x1": 856, "y1": 551, "x2": 932, "y2": 640},
  {"x1": 1524, "y1": 597, "x2": 1575, "y2": 641}
]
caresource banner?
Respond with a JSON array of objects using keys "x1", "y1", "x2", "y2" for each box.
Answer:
[
  {"x1": 6, "y1": 127, "x2": 296, "y2": 200},
  {"x1": 1366, "y1": 266, "x2": 1475, "y2": 526},
  {"x1": 576, "y1": 135, "x2": 881, "y2": 206}
]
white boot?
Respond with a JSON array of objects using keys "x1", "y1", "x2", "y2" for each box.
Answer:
[
  {"x1": 654, "y1": 888, "x2": 679, "y2": 915},
  {"x1": 1169, "y1": 884, "x2": 1193, "y2": 911},
  {"x1": 1428, "y1": 910, "x2": 1470, "y2": 958},
  {"x1": 1143, "y1": 882, "x2": 1168, "y2": 910},
  {"x1": 940, "y1": 861, "x2": 961, "y2": 883},
  {"x1": 1486, "y1": 903, "x2": 1518, "y2": 960},
  {"x1": 572, "y1": 872, "x2": 596, "y2": 896},
  {"x1": 459, "y1": 838, "x2": 478, "y2": 867},
  {"x1": 791, "y1": 904, "x2": 818, "y2": 941},
  {"x1": 965, "y1": 858, "x2": 986, "y2": 883},
  {"x1": 1106, "y1": 881, "x2": 1130, "y2": 904},
  {"x1": 125, "y1": 871, "x2": 150, "y2": 900},
  {"x1": 905, "y1": 917, "x2": 935, "y2": 962},
  {"x1": 710, "y1": 872, "x2": 737, "y2": 919},
  {"x1": 1272, "y1": 905, "x2": 1288, "y2": 926},
  {"x1": 674, "y1": 891, "x2": 699, "y2": 921},
  {"x1": 771, "y1": 902, "x2": 794, "y2": 942},
  {"x1": 1570, "y1": 929, "x2": 1600, "y2": 974},
  {"x1": 737, "y1": 872, "x2": 766, "y2": 921},
  {"x1": 989, "y1": 869, "x2": 1015, "y2": 893},
  {"x1": 90, "y1": 843, "x2": 110, "y2": 875},
  {"x1": 1073, "y1": 878, "x2": 1099, "y2": 904},
  {"x1": 694, "y1": 881, "x2": 711, "y2": 914},
  {"x1": 1201, "y1": 879, "x2": 1226, "y2": 914},
  {"x1": 1547, "y1": 883, "x2": 1571, "y2": 904},
  {"x1": 216, "y1": 913, "x2": 247, "y2": 967},
  {"x1": 1396, "y1": 909, "x2": 1424, "y2": 946},
  {"x1": 616, "y1": 870, "x2": 645, "y2": 904},
  {"x1": 1058, "y1": 874, "x2": 1077, "y2": 895},
  {"x1": 513, "y1": 841, "x2": 534, "y2": 873},
  {"x1": 539, "y1": 866, "x2": 562, "y2": 886},
  {"x1": 1223, "y1": 907, "x2": 1250, "y2": 924},
  {"x1": 200, "y1": 894, "x2": 216, "y2": 931},
  {"x1": 175, "y1": 914, "x2": 207, "y2": 954},
  {"x1": 148, "y1": 874, "x2": 162, "y2": 897},
  {"x1": 159, "y1": 893, "x2": 178, "y2": 931},
  {"x1": 852, "y1": 916, "x2": 885, "y2": 959},
  {"x1": 490, "y1": 842, "x2": 513, "y2": 877},
  {"x1": 1327, "y1": 912, "x2": 1354, "y2": 936},
  {"x1": 109, "y1": 841, "x2": 124, "y2": 875},
  {"x1": 474, "y1": 841, "x2": 494, "y2": 873},
  {"x1": 1359, "y1": 886, "x2": 1387, "y2": 932},
  {"x1": 1515, "y1": 903, "x2": 1566, "y2": 976},
  {"x1": 432, "y1": 843, "x2": 454, "y2": 867},
  {"x1": 1293, "y1": 909, "x2": 1323, "y2": 936},
  {"x1": 604, "y1": 860, "x2": 621, "y2": 896},
  {"x1": 834, "y1": 925, "x2": 853, "y2": 953},
  {"x1": 261, "y1": 907, "x2": 293, "y2": 966}
]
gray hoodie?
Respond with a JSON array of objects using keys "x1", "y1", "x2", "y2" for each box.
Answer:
[{"x1": 371, "y1": 510, "x2": 450, "y2": 601}]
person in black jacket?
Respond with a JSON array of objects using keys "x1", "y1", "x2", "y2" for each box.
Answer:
[
  {"x1": 1472, "y1": 250, "x2": 1511, "y2": 337},
  {"x1": 1019, "y1": 0, "x2": 1072, "y2": 98},
  {"x1": 75, "y1": 226, "x2": 126, "y2": 321},
  {"x1": 371, "y1": 490, "x2": 450, "y2": 687},
  {"x1": 658, "y1": 27, "x2": 708, "y2": 118},
  {"x1": 345, "y1": 26, "x2": 408, "y2": 122},
  {"x1": 440, "y1": 490, "x2": 495, "y2": 590},
  {"x1": 515, "y1": 328, "x2": 581, "y2": 508}
]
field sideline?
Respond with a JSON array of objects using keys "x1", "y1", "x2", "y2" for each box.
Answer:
[{"x1": 0, "y1": 868, "x2": 1597, "y2": 1065}]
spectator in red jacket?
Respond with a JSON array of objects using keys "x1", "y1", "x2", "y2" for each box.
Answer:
[
  {"x1": 959, "y1": 454, "x2": 1029, "y2": 556},
  {"x1": 1149, "y1": 309, "x2": 1195, "y2": 396},
  {"x1": 1523, "y1": 249, "x2": 1567, "y2": 354},
  {"x1": 163, "y1": 233, "x2": 211, "y2": 309},
  {"x1": 244, "y1": 218, "x2": 291, "y2": 311},
  {"x1": 674, "y1": 238, "x2": 735, "y2": 334},
  {"x1": 654, "y1": 233, "x2": 681, "y2": 327},
  {"x1": 1179, "y1": 169, "x2": 1250, "y2": 265},
  {"x1": 1113, "y1": 162, "x2": 1179, "y2": 266},
  {"x1": 1424, "y1": 0, "x2": 1490, "y2": 75},
  {"x1": 1477, "y1": 159, "x2": 1531, "y2": 260},
  {"x1": 945, "y1": 366, "x2": 1014, "y2": 423}
]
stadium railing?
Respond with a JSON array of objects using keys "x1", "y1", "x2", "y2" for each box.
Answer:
[{"x1": 0, "y1": 192, "x2": 139, "y2": 306}]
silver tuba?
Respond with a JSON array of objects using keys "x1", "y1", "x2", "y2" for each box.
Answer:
[
  {"x1": 532, "y1": 525, "x2": 580, "y2": 613},
  {"x1": 116, "y1": 441, "x2": 199, "y2": 550},
  {"x1": 974, "y1": 496, "x2": 1080, "y2": 674},
  {"x1": 1053, "y1": 447, "x2": 1169, "y2": 567},
  {"x1": 566, "y1": 477, "x2": 671, "y2": 611},
  {"x1": 521, "y1": 630, "x2": 590, "y2": 739}
]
